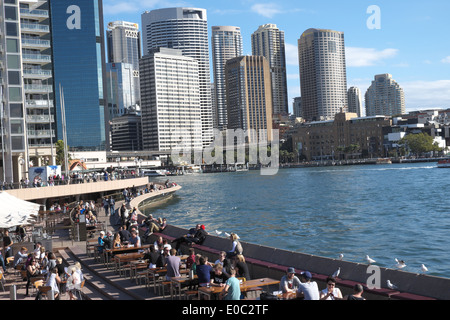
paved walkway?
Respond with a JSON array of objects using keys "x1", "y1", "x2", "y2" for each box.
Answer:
[{"x1": 0, "y1": 198, "x2": 166, "y2": 301}]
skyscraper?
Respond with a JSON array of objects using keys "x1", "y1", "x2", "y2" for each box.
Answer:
[
  {"x1": 225, "y1": 56, "x2": 273, "y2": 143},
  {"x1": 140, "y1": 48, "x2": 202, "y2": 152},
  {"x1": 141, "y1": 8, "x2": 213, "y2": 147},
  {"x1": 298, "y1": 28, "x2": 348, "y2": 122},
  {"x1": 365, "y1": 74, "x2": 405, "y2": 117},
  {"x1": 50, "y1": 0, "x2": 108, "y2": 151},
  {"x1": 211, "y1": 26, "x2": 243, "y2": 130},
  {"x1": 106, "y1": 21, "x2": 141, "y2": 118},
  {"x1": 348, "y1": 86, "x2": 363, "y2": 117},
  {"x1": 1, "y1": 0, "x2": 55, "y2": 183},
  {"x1": 252, "y1": 24, "x2": 289, "y2": 116}
]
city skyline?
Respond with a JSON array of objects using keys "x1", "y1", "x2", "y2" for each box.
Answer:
[{"x1": 103, "y1": 0, "x2": 450, "y2": 113}]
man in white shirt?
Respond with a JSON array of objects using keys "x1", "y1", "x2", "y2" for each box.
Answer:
[{"x1": 297, "y1": 271, "x2": 320, "y2": 300}]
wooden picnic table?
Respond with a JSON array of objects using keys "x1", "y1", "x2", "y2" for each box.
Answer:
[{"x1": 198, "y1": 277, "x2": 280, "y2": 300}]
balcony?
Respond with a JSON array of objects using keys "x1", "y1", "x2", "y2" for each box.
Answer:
[
  {"x1": 25, "y1": 99, "x2": 54, "y2": 109},
  {"x1": 20, "y1": 23, "x2": 49, "y2": 35},
  {"x1": 24, "y1": 84, "x2": 53, "y2": 93},
  {"x1": 26, "y1": 115, "x2": 54, "y2": 123},
  {"x1": 21, "y1": 39, "x2": 51, "y2": 49},
  {"x1": 20, "y1": 8, "x2": 49, "y2": 21},
  {"x1": 22, "y1": 53, "x2": 51, "y2": 65},
  {"x1": 23, "y1": 69, "x2": 52, "y2": 79},
  {"x1": 27, "y1": 129, "x2": 55, "y2": 138}
]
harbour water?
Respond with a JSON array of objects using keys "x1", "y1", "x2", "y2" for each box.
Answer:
[{"x1": 143, "y1": 162, "x2": 450, "y2": 279}]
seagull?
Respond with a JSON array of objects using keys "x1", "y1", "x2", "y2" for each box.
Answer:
[
  {"x1": 395, "y1": 258, "x2": 407, "y2": 269},
  {"x1": 365, "y1": 255, "x2": 376, "y2": 264},
  {"x1": 224, "y1": 232, "x2": 231, "y2": 237},
  {"x1": 338, "y1": 253, "x2": 344, "y2": 261},
  {"x1": 332, "y1": 267, "x2": 341, "y2": 278},
  {"x1": 421, "y1": 264, "x2": 429, "y2": 273},
  {"x1": 214, "y1": 230, "x2": 222, "y2": 236},
  {"x1": 387, "y1": 280, "x2": 399, "y2": 290}
]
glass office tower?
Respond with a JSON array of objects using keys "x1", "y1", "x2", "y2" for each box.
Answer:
[{"x1": 49, "y1": 0, "x2": 108, "y2": 151}]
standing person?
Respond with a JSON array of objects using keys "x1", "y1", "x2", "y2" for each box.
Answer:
[
  {"x1": 280, "y1": 267, "x2": 301, "y2": 293},
  {"x1": 98, "y1": 231, "x2": 106, "y2": 254},
  {"x1": 226, "y1": 233, "x2": 243, "y2": 259},
  {"x1": 219, "y1": 268, "x2": 241, "y2": 300},
  {"x1": 165, "y1": 248, "x2": 181, "y2": 280},
  {"x1": 66, "y1": 265, "x2": 81, "y2": 300},
  {"x1": 143, "y1": 245, "x2": 160, "y2": 269},
  {"x1": 119, "y1": 226, "x2": 131, "y2": 245},
  {"x1": 0, "y1": 247, "x2": 6, "y2": 274},
  {"x1": 297, "y1": 271, "x2": 320, "y2": 300},
  {"x1": 320, "y1": 276, "x2": 343, "y2": 300},
  {"x1": 3, "y1": 230, "x2": 14, "y2": 260},
  {"x1": 109, "y1": 197, "x2": 115, "y2": 215},
  {"x1": 103, "y1": 196, "x2": 110, "y2": 216},
  {"x1": 120, "y1": 203, "x2": 128, "y2": 227}
]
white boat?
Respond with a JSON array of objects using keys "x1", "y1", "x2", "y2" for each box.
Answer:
[
  {"x1": 235, "y1": 163, "x2": 249, "y2": 172},
  {"x1": 376, "y1": 158, "x2": 392, "y2": 164},
  {"x1": 142, "y1": 169, "x2": 167, "y2": 176},
  {"x1": 437, "y1": 159, "x2": 450, "y2": 168}
]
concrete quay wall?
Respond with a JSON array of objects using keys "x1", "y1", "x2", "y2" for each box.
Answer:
[{"x1": 148, "y1": 225, "x2": 449, "y2": 300}]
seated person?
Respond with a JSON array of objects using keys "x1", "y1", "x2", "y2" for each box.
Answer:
[
  {"x1": 280, "y1": 267, "x2": 301, "y2": 293},
  {"x1": 210, "y1": 264, "x2": 230, "y2": 287},
  {"x1": 196, "y1": 256, "x2": 212, "y2": 287}
]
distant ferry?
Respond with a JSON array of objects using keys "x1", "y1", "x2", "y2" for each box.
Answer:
[
  {"x1": 142, "y1": 169, "x2": 168, "y2": 176},
  {"x1": 437, "y1": 159, "x2": 450, "y2": 168},
  {"x1": 376, "y1": 158, "x2": 392, "y2": 165}
]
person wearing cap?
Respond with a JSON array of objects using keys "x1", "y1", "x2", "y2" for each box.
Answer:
[
  {"x1": 297, "y1": 271, "x2": 320, "y2": 300},
  {"x1": 280, "y1": 267, "x2": 301, "y2": 293}
]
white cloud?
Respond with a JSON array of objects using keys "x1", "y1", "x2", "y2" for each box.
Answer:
[
  {"x1": 402, "y1": 80, "x2": 450, "y2": 110},
  {"x1": 251, "y1": 3, "x2": 282, "y2": 18},
  {"x1": 346, "y1": 47, "x2": 399, "y2": 67},
  {"x1": 285, "y1": 43, "x2": 299, "y2": 66},
  {"x1": 441, "y1": 56, "x2": 450, "y2": 64}
]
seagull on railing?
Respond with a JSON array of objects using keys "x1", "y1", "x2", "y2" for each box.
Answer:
[
  {"x1": 224, "y1": 232, "x2": 231, "y2": 237},
  {"x1": 395, "y1": 258, "x2": 407, "y2": 269},
  {"x1": 420, "y1": 264, "x2": 428, "y2": 273},
  {"x1": 387, "y1": 280, "x2": 399, "y2": 290},
  {"x1": 365, "y1": 255, "x2": 376, "y2": 264},
  {"x1": 214, "y1": 230, "x2": 222, "y2": 236},
  {"x1": 332, "y1": 267, "x2": 341, "y2": 278},
  {"x1": 338, "y1": 253, "x2": 344, "y2": 260}
]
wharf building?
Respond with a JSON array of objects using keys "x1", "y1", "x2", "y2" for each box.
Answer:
[
  {"x1": 292, "y1": 112, "x2": 392, "y2": 161},
  {"x1": 225, "y1": 55, "x2": 273, "y2": 143},
  {"x1": 106, "y1": 21, "x2": 141, "y2": 120},
  {"x1": 347, "y1": 86, "x2": 363, "y2": 117},
  {"x1": 141, "y1": 7, "x2": 213, "y2": 148},
  {"x1": 298, "y1": 28, "x2": 348, "y2": 122},
  {"x1": 0, "y1": 0, "x2": 56, "y2": 184},
  {"x1": 50, "y1": 0, "x2": 109, "y2": 151},
  {"x1": 365, "y1": 73, "x2": 405, "y2": 117},
  {"x1": 211, "y1": 26, "x2": 243, "y2": 130},
  {"x1": 251, "y1": 24, "x2": 289, "y2": 116},
  {"x1": 139, "y1": 48, "x2": 202, "y2": 152}
]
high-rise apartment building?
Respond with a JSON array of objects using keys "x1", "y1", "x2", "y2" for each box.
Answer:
[
  {"x1": 141, "y1": 8, "x2": 213, "y2": 147},
  {"x1": 225, "y1": 56, "x2": 273, "y2": 143},
  {"x1": 293, "y1": 97, "x2": 302, "y2": 118},
  {"x1": 252, "y1": 24, "x2": 289, "y2": 116},
  {"x1": 211, "y1": 26, "x2": 243, "y2": 130},
  {"x1": 50, "y1": 0, "x2": 108, "y2": 151},
  {"x1": 1, "y1": 0, "x2": 55, "y2": 183},
  {"x1": 298, "y1": 28, "x2": 348, "y2": 122},
  {"x1": 106, "y1": 21, "x2": 141, "y2": 119},
  {"x1": 348, "y1": 86, "x2": 363, "y2": 117},
  {"x1": 365, "y1": 74, "x2": 405, "y2": 117},
  {"x1": 140, "y1": 48, "x2": 202, "y2": 152}
]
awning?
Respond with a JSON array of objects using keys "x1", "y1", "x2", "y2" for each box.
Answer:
[{"x1": 0, "y1": 191, "x2": 41, "y2": 228}]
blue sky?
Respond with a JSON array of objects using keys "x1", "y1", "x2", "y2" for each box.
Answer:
[{"x1": 103, "y1": 0, "x2": 450, "y2": 113}]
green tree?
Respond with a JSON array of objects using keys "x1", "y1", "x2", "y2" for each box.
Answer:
[
  {"x1": 399, "y1": 133, "x2": 442, "y2": 156},
  {"x1": 55, "y1": 140, "x2": 71, "y2": 170}
]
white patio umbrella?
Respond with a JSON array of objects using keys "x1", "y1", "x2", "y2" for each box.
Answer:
[{"x1": 0, "y1": 191, "x2": 41, "y2": 229}]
